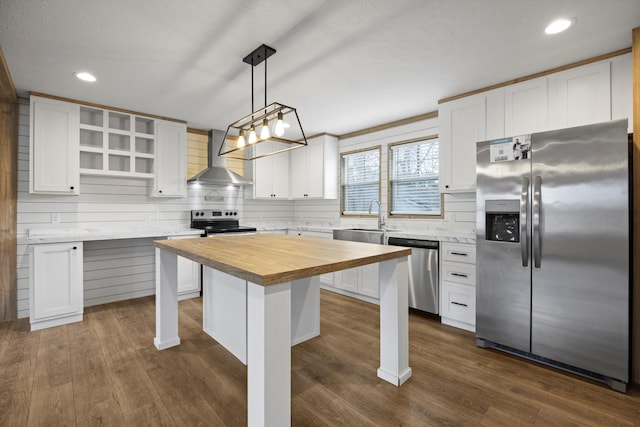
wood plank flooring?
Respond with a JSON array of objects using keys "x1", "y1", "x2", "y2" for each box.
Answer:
[{"x1": 1, "y1": 290, "x2": 639, "y2": 426}]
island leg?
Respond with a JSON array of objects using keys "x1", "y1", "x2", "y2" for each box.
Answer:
[
  {"x1": 377, "y1": 257, "x2": 412, "y2": 386},
  {"x1": 154, "y1": 248, "x2": 181, "y2": 350},
  {"x1": 247, "y1": 281, "x2": 292, "y2": 427}
]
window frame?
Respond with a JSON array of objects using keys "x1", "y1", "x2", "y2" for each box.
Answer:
[
  {"x1": 387, "y1": 136, "x2": 443, "y2": 219},
  {"x1": 339, "y1": 146, "x2": 382, "y2": 217}
]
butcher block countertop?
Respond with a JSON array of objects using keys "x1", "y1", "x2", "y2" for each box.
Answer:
[{"x1": 154, "y1": 233, "x2": 411, "y2": 286}]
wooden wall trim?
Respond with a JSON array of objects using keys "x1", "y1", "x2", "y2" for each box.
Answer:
[
  {"x1": 631, "y1": 26, "x2": 639, "y2": 385},
  {"x1": 439, "y1": 47, "x2": 632, "y2": 104},
  {"x1": 187, "y1": 127, "x2": 209, "y2": 136},
  {"x1": 29, "y1": 91, "x2": 188, "y2": 124},
  {"x1": 339, "y1": 111, "x2": 438, "y2": 140},
  {"x1": 0, "y1": 47, "x2": 17, "y2": 102},
  {"x1": 0, "y1": 46, "x2": 18, "y2": 321}
]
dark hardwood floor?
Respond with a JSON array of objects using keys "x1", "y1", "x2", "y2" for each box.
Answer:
[{"x1": 1, "y1": 290, "x2": 639, "y2": 426}]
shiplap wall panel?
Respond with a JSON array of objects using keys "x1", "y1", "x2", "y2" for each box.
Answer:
[
  {"x1": 16, "y1": 103, "x2": 286, "y2": 318},
  {"x1": 83, "y1": 238, "x2": 156, "y2": 306},
  {"x1": 186, "y1": 131, "x2": 208, "y2": 179}
]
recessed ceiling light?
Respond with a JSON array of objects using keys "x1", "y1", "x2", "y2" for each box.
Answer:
[
  {"x1": 75, "y1": 72, "x2": 97, "y2": 82},
  {"x1": 545, "y1": 18, "x2": 575, "y2": 35}
]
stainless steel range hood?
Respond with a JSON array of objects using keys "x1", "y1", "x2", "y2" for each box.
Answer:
[{"x1": 187, "y1": 129, "x2": 253, "y2": 186}]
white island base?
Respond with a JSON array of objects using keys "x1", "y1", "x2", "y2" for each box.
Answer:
[
  {"x1": 153, "y1": 235, "x2": 411, "y2": 427},
  {"x1": 202, "y1": 267, "x2": 320, "y2": 365}
]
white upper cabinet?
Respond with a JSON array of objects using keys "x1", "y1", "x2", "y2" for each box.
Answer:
[
  {"x1": 547, "y1": 61, "x2": 611, "y2": 131},
  {"x1": 78, "y1": 106, "x2": 156, "y2": 178},
  {"x1": 153, "y1": 120, "x2": 187, "y2": 197},
  {"x1": 30, "y1": 96, "x2": 80, "y2": 195},
  {"x1": 438, "y1": 53, "x2": 631, "y2": 193},
  {"x1": 30, "y1": 95, "x2": 188, "y2": 196},
  {"x1": 438, "y1": 94, "x2": 486, "y2": 193},
  {"x1": 290, "y1": 135, "x2": 338, "y2": 199},
  {"x1": 504, "y1": 78, "x2": 548, "y2": 135},
  {"x1": 252, "y1": 141, "x2": 290, "y2": 199}
]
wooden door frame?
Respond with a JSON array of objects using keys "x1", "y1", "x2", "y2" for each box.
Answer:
[
  {"x1": 0, "y1": 46, "x2": 18, "y2": 321},
  {"x1": 631, "y1": 27, "x2": 639, "y2": 384}
]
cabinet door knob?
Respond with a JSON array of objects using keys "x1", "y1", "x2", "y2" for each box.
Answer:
[
  {"x1": 159, "y1": 190, "x2": 163, "y2": 193},
  {"x1": 445, "y1": 185, "x2": 449, "y2": 189},
  {"x1": 72, "y1": 246, "x2": 77, "y2": 250},
  {"x1": 70, "y1": 186, "x2": 74, "y2": 190}
]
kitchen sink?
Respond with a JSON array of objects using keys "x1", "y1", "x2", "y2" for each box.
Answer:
[{"x1": 333, "y1": 228, "x2": 385, "y2": 245}]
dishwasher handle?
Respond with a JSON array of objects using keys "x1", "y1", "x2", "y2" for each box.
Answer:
[{"x1": 387, "y1": 237, "x2": 439, "y2": 250}]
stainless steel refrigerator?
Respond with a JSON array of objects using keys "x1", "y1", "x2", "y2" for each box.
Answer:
[{"x1": 475, "y1": 119, "x2": 630, "y2": 392}]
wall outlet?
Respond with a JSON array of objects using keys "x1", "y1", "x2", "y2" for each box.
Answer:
[{"x1": 51, "y1": 213, "x2": 61, "y2": 223}]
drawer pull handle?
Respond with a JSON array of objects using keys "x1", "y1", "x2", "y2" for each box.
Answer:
[
  {"x1": 451, "y1": 252, "x2": 468, "y2": 256},
  {"x1": 451, "y1": 301, "x2": 468, "y2": 307},
  {"x1": 451, "y1": 273, "x2": 468, "y2": 278}
]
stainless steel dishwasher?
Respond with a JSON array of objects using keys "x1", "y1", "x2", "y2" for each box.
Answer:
[{"x1": 387, "y1": 237, "x2": 439, "y2": 314}]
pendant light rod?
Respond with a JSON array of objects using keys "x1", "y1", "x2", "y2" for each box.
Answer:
[{"x1": 251, "y1": 61, "x2": 254, "y2": 112}]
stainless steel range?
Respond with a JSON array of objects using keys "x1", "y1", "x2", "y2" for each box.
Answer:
[{"x1": 190, "y1": 209, "x2": 257, "y2": 236}]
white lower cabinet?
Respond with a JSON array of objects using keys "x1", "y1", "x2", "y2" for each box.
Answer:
[
  {"x1": 169, "y1": 235, "x2": 201, "y2": 300},
  {"x1": 334, "y1": 263, "x2": 379, "y2": 299},
  {"x1": 439, "y1": 242, "x2": 476, "y2": 332},
  {"x1": 30, "y1": 242, "x2": 83, "y2": 330}
]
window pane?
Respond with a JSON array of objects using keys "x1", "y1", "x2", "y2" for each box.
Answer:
[
  {"x1": 390, "y1": 140, "x2": 441, "y2": 215},
  {"x1": 341, "y1": 149, "x2": 380, "y2": 214}
]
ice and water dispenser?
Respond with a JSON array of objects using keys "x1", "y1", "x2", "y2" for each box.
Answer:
[{"x1": 484, "y1": 200, "x2": 520, "y2": 242}]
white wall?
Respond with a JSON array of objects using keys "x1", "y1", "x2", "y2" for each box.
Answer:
[
  {"x1": 293, "y1": 116, "x2": 476, "y2": 231},
  {"x1": 16, "y1": 102, "x2": 293, "y2": 318}
]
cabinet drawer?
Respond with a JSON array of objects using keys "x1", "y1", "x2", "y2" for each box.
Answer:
[
  {"x1": 442, "y1": 262, "x2": 476, "y2": 286},
  {"x1": 440, "y1": 282, "x2": 475, "y2": 326},
  {"x1": 442, "y1": 242, "x2": 476, "y2": 264}
]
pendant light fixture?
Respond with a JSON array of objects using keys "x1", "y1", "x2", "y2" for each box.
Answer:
[{"x1": 218, "y1": 44, "x2": 307, "y2": 160}]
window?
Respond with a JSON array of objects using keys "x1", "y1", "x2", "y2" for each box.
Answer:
[
  {"x1": 341, "y1": 148, "x2": 380, "y2": 215},
  {"x1": 389, "y1": 138, "x2": 441, "y2": 216}
]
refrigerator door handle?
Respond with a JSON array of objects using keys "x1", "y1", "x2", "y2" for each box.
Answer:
[
  {"x1": 521, "y1": 176, "x2": 529, "y2": 267},
  {"x1": 533, "y1": 175, "x2": 542, "y2": 268}
]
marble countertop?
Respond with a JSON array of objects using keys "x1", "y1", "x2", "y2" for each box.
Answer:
[
  {"x1": 27, "y1": 227, "x2": 203, "y2": 244},
  {"x1": 28, "y1": 221, "x2": 475, "y2": 244},
  {"x1": 248, "y1": 221, "x2": 476, "y2": 244}
]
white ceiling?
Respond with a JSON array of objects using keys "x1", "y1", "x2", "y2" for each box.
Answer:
[{"x1": 1, "y1": 0, "x2": 638, "y2": 136}]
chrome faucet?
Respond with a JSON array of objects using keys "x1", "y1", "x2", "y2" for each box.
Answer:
[{"x1": 368, "y1": 199, "x2": 385, "y2": 230}]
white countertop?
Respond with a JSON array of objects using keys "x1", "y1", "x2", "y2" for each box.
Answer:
[
  {"x1": 249, "y1": 221, "x2": 476, "y2": 244},
  {"x1": 27, "y1": 227, "x2": 203, "y2": 244},
  {"x1": 28, "y1": 222, "x2": 475, "y2": 244}
]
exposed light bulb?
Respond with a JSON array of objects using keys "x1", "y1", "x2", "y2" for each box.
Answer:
[
  {"x1": 237, "y1": 130, "x2": 246, "y2": 148},
  {"x1": 248, "y1": 126, "x2": 258, "y2": 144},
  {"x1": 260, "y1": 118, "x2": 270, "y2": 139},
  {"x1": 274, "y1": 112, "x2": 285, "y2": 137},
  {"x1": 545, "y1": 18, "x2": 574, "y2": 35}
]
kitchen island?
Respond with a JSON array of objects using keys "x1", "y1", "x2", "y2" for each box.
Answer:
[{"x1": 153, "y1": 233, "x2": 411, "y2": 427}]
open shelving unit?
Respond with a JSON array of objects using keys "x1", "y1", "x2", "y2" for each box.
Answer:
[{"x1": 79, "y1": 106, "x2": 155, "y2": 178}]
